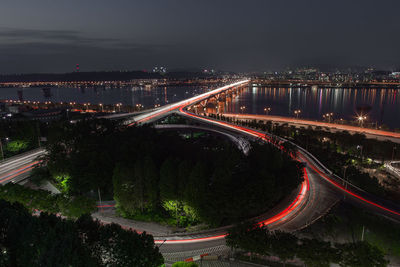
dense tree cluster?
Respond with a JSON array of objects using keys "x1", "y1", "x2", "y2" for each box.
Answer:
[
  {"x1": 0, "y1": 183, "x2": 96, "y2": 218},
  {"x1": 44, "y1": 119, "x2": 303, "y2": 227},
  {"x1": 0, "y1": 120, "x2": 43, "y2": 159},
  {"x1": 0, "y1": 200, "x2": 163, "y2": 267},
  {"x1": 226, "y1": 221, "x2": 388, "y2": 267}
]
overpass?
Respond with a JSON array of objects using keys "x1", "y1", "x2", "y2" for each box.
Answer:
[
  {"x1": 2, "y1": 79, "x2": 400, "y2": 262},
  {"x1": 0, "y1": 80, "x2": 248, "y2": 185}
]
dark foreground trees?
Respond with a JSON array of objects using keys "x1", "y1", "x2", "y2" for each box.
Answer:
[
  {"x1": 226, "y1": 221, "x2": 388, "y2": 267},
  {"x1": 0, "y1": 200, "x2": 164, "y2": 267}
]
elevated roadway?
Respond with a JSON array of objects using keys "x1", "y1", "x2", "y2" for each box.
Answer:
[
  {"x1": 223, "y1": 113, "x2": 400, "y2": 144},
  {"x1": 2, "y1": 80, "x2": 400, "y2": 262}
]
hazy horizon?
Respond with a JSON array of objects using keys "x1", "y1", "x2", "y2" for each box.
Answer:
[{"x1": 1, "y1": 0, "x2": 400, "y2": 73}]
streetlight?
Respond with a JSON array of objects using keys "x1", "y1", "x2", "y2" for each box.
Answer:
[
  {"x1": 99, "y1": 103, "x2": 103, "y2": 112},
  {"x1": 323, "y1": 112, "x2": 334, "y2": 123},
  {"x1": 0, "y1": 138, "x2": 4, "y2": 161},
  {"x1": 240, "y1": 106, "x2": 246, "y2": 114},
  {"x1": 357, "y1": 115, "x2": 367, "y2": 127},
  {"x1": 294, "y1": 109, "x2": 301, "y2": 119},
  {"x1": 264, "y1": 107, "x2": 271, "y2": 115},
  {"x1": 357, "y1": 145, "x2": 363, "y2": 160}
]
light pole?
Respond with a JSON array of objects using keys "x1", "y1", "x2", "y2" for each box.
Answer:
[
  {"x1": 392, "y1": 146, "x2": 397, "y2": 161},
  {"x1": 98, "y1": 187, "x2": 103, "y2": 213},
  {"x1": 323, "y1": 112, "x2": 333, "y2": 123},
  {"x1": 240, "y1": 106, "x2": 246, "y2": 114},
  {"x1": 264, "y1": 107, "x2": 271, "y2": 115},
  {"x1": 357, "y1": 145, "x2": 363, "y2": 160},
  {"x1": 342, "y1": 165, "x2": 351, "y2": 200},
  {"x1": 294, "y1": 109, "x2": 301, "y2": 119},
  {"x1": 99, "y1": 103, "x2": 103, "y2": 112},
  {"x1": 357, "y1": 115, "x2": 367, "y2": 127},
  {"x1": 0, "y1": 138, "x2": 4, "y2": 161}
]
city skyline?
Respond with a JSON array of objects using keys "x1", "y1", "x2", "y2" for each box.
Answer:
[{"x1": 1, "y1": 0, "x2": 400, "y2": 73}]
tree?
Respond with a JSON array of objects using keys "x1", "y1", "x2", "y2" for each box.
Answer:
[
  {"x1": 337, "y1": 241, "x2": 388, "y2": 267},
  {"x1": 0, "y1": 200, "x2": 98, "y2": 267},
  {"x1": 269, "y1": 231, "x2": 298, "y2": 266},
  {"x1": 159, "y1": 158, "x2": 178, "y2": 200},
  {"x1": 0, "y1": 200, "x2": 164, "y2": 267},
  {"x1": 143, "y1": 156, "x2": 159, "y2": 209},
  {"x1": 113, "y1": 163, "x2": 139, "y2": 216},
  {"x1": 75, "y1": 215, "x2": 164, "y2": 267},
  {"x1": 298, "y1": 238, "x2": 340, "y2": 267},
  {"x1": 226, "y1": 221, "x2": 271, "y2": 257}
]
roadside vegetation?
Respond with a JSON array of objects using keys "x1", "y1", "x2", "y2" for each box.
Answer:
[
  {"x1": 0, "y1": 199, "x2": 163, "y2": 267},
  {"x1": 41, "y1": 118, "x2": 303, "y2": 227},
  {"x1": 0, "y1": 120, "x2": 44, "y2": 159},
  {"x1": 226, "y1": 219, "x2": 389, "y2": 267},
  {"x1": 210, "y1": 114, "x2": 400, "y2": 201},
  {"x1": 300, "y1": 202, "x2": 400, "y2": 260},
  {"x1": 0, "y1": 182, "x2": 96, "y2": 218}
]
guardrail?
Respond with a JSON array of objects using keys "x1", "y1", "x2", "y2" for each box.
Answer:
[
  {"x1": 182, "y1": 110, "x2": 400, "y2": 215},
  {"x1": 262, "y1": 127, "x2": 400, "y2": 214}
]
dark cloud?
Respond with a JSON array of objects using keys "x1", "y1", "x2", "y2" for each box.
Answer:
[
  {"x1": 0, "y1": 40, "x2": 174, "y2": 73},
  {"x1": 0, "y1": 28, "x2": 118, "y2": 46},
  {"x1": 0, "y1": 0, "x2": 400, "y2": 73}
]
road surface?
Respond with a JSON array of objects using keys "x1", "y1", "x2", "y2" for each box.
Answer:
[
  {"x1": 0, "y1": 149, "x2": 45, "y2": 185},
  {"x1": 2, "y1": 80, "x2": 400, "y2": 262},
  {"x1": 223, "y1": 113, "x2": 400, "y2": 144}
]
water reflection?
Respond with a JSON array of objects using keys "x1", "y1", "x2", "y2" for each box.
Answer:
[
  {"x1": 225, "y1": 86, "x2": 400, "y2": 129},
  {"x1": 0, "y1": 86, "x2": 210, "y2": 109}
]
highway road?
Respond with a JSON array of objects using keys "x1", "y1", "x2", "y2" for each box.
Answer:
[
  {"x1": 385, "y1": 161, "x2": 400, "y2": 178},
  {"x1": 0, "y1": 148, "x2": 45, "y2": 185},
  {"x1": 223, "y1": 113, "x2": 400, "y2": 144},
  {"x1": 0, "y1": 81, "x2": 248, "y2": 185},
  {"x1": 2, "y1": 80, "x2": 400, "y2": 263},
  {"x1": 154, "y1": 124, "x2": 251, "y2": 155}
]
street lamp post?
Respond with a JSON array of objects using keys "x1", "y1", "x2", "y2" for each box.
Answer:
[
  {"x1": 264, "y1": 107, "x2": 271, "y2": 115},
  {"x1": 0, "y1": 138, "x2": 4, "y2": 161},
  {"x1": 342, "y1": 165, "x2": 351, "y2": 200},
  {"x1": 357, "y1": 115, "x2": 367, "y2": 127},
  {"x1": 294, "y1": 109, "x2": 301, "y2": 119},
  {"x1": 357, "y1": 145, "x2": 363, "y2": 160},
  {"x1": 240, "y1": 106, "x2": 246, "y2": 114},
  {"x1": 323, "y1": 112, "x2": 334, "y2": 123}
]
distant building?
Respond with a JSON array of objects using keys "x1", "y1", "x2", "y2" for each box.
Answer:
[{"x1": 152, "y1": 66, "x2": 167, "y2": 73}]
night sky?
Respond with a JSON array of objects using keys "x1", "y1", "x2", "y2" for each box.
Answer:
[{"x1": 1, "y1": 0, "x2": 400, "y2": 73}]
